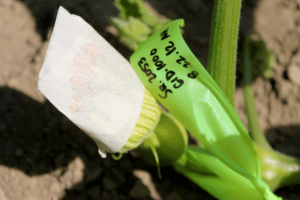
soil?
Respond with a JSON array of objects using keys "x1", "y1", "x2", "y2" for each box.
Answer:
[{"x1": 0, "y1": 0, "x2": 300, "y2": 199}]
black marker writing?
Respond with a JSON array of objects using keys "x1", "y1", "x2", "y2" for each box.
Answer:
[
  {"x1": 138, "y1": 57, "x2": 156, "y2": 83},
  {"x1": 160, "y1": 28, "x2": 170, "y2": 40},
  {"x1": 158, "y1": 83, "x2": 173, "y2": 99}
]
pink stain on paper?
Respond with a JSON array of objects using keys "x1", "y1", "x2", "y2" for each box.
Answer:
[{"x1": 68, "y1": 42, "x2": 101, "y2": 114}]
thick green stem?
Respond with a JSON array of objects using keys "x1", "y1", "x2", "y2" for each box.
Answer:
[
  {"x1": 243, "y1": 36, "x2": 272, "y2": 150},
  {"x1": 207, "y1": 0, "x2": 242, "y2": 107}
]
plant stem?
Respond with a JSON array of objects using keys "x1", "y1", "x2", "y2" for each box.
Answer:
[
  {"x1": 244, "y1": 37, "x2": 300, "y2": 191},
  {"x1": 243, "y1": 36, "x2": 272, "y2": 150},
  {"x1": 254, "y1": 142, "x2": 300, "y2": 191},
  {"x1": 207, "y1": 0, "x2": 242, "y2": 107}
]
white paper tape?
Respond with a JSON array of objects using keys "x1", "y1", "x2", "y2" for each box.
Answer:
[{"x1": 38, "y1": 7, "x2": 145, "y2": 158}]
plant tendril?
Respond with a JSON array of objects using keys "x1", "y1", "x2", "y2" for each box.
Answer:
[
  {"x1": 150, "y1": 144, "x2": 162, "y2": 179},
  {"x1": 111, "y1": 152, "x2": 123, "y2": 160}
]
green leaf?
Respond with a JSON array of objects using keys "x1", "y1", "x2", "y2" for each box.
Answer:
[
  {"x1": 110, "y1": 17, "x2": 152, "y2": 50},
  {"x1": 111, "y1": 0, "x2": 171, "y2": 50},
  {"x1": 115, "y1": 0, "x2": 159, "y2": 27},
  {"x1": 242, "y1": 33, "x2": 276, "y2": 79}
]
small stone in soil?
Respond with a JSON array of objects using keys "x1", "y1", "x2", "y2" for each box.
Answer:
[
  {"x1": 288, "y1": 63, "x2": 300, "y2": 85},
  {"x1": 276, "y1": 79, "x2": 294, "y2": 101}
]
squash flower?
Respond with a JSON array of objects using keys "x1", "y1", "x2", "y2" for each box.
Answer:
[{"x1": 38, "y1": 7, "x2": 161, "y2": 158}]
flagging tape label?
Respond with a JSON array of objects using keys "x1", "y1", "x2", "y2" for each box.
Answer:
[
  {"x1": 130, "y1": 19, "x2": 264, "y2": 190},
  {"x1": 130, "y1": 20, "x2": 202, "y2": 101}
]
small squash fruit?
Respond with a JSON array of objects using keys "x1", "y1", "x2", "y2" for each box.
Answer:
[{"x1": 137, "y1": 110, "x2": 188, "y2": 167}]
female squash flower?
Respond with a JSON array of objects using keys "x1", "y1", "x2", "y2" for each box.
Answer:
[{"x1": 38, "y1": 7, "x2": 161, "y2": 158}]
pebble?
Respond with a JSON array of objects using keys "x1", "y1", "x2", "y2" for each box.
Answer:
[
  {"x1": 276, "y1": 45, "x2": 291, "y2": 65},
  {"x1": 288, "y1": 63, "x2": 300, "y2": 85},
  {"x1": 275, "y1": 79, "x2": 293, "y2": 101},
  {"x1": 284, "y1": 31, "x2": 300, "y2": 53}
]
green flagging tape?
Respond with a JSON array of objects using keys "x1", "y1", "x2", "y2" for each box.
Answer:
[{"x1": 130, "y1": 19, "x2": 281, "y2": 200}]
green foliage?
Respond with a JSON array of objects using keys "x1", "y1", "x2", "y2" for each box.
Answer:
[
  {"x1": 111, "y1": 0, "x2": 171, "y2": 51},
  {"x1": 246, "y1": 33, "x2": 276, "y2": 79}
]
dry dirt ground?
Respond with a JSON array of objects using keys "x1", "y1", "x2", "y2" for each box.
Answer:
[{"x1": 0, "y1": 0, "x2": 300, "y2": 199}]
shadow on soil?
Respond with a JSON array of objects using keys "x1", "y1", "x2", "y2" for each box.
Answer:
[
  {"x1": 0, "y1": 86, "x2": 138, "y2": 199},
  {"x1": 0, "y1": 86, "x2": 218, "y2": 199}
]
